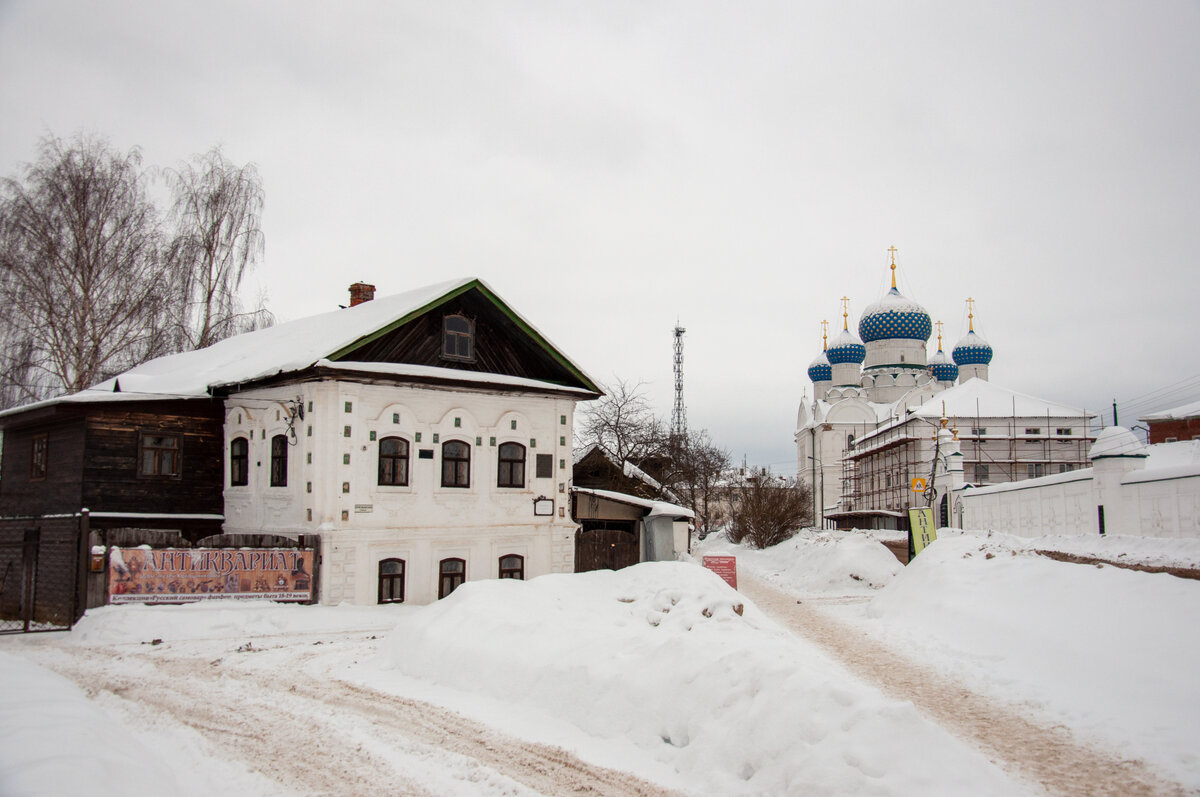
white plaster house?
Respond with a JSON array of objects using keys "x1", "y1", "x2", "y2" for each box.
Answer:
[{"x1": 86, "y1": 278, "x2": 602, "y2": 605}]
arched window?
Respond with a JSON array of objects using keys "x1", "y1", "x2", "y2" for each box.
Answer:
[
  {"x1": 378, "y1": 558, "x2": 405, "y2": 604},
  {"x1": 442, "y1": 314, "x2": 474, "y2": 362},
  {"x1": 499, "y1": 554, "x2": 524, "y2": 580},
  {"x1": 378, "y1": 437, "x2": 409, "y2": 486},
  {"x1": 230, "y1": 437, "x2": 249, "y2": 486},
  {"x1": 441, "y1": 440, "x2": 470, "y2": 487},
  {"x1": 270, "y1": 434, "x2": 288, "y2": 487},
  {"x1": 497, "y1": 442, "x2": 525, "y2": 488},
  {"x1": 439, "y1": 557, "x2": 466, "y2": 598}
]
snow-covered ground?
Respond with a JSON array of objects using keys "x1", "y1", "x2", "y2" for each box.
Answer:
[{"x1": 2, "y1": 528, "x2": 1198, "y2": 795}]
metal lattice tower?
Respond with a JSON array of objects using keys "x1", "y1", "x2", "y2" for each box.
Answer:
[{"x1": 671, "y1": 323, "x2": 687, "y2": 440}]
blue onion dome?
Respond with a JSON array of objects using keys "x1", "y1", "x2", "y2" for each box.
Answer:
[
  {"x1": 825, "y1": 328, "x2": 866, "y2": 364},
  {"x1": 807, "y1": 351, "x2": 832, "y2": 382},
  {"x1": 952, "y1": 330, "x2": 993, "y2": 365},
  {"x1": 928, "y1": 348, "x2": 959, "y2": 382},
  {"x1": 858, "y1": 287, "x2": 933, "y2": 343}
]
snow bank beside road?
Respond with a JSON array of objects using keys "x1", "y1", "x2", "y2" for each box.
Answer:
[
  {"x1": 861, "y1": 535, "x2": 1200, "y2": 788},
  {"x1": 697, "y1": 529, "x2": 903, "y2": 594},
  {"x1": 378, "y1": 562, "x2": 1026, "y2": 796}
]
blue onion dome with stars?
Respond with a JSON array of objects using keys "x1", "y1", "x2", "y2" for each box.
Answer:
[
  {"x1": 952, "y1": 330, "x2": 993, "y2": 366},
  {"x1": 807, "y1": 351, "x2": 832, "y2": 382},
  {"x1": 825, "y1": 328, "x2": 866, "y2": 364},
  {"x1": 858, "y1": 287, "x2": 933, "y2": 343},
  {"x1": 928, "y1": 348, "x2": 959, "y2": 381}
]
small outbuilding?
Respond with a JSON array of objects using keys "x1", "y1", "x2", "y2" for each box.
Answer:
[{"x1": 571, "y1": 487, "x2": 693, "y2": 573}]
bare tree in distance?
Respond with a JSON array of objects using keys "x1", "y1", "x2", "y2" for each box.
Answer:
[
  {"x1": 577, "y1": 378, "x2": 733, "y2": 538},
  {"x1": 726, "y1": 468, "x2": 812, "y2": 549},
  {"x1": 662, "y1": 429, "x2": 731, "y2": 539},
  {"x1": 577, "y1": 378, "x2": 668, "y2": 467},
  {"x1": 0, "y1": 134, "x2": 171, "y2": 405},
  {"x1": 166, "y1": 147, "x2": 271, "y2": 350}
]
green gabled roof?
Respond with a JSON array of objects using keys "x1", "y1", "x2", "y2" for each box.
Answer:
[{"x1": 328, "y1": 278, "x2": 602, "y2": 395}]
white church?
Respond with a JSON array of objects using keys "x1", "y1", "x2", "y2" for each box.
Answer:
[{"x1": 796, "y1": 250, "x2": 1095, "y2": 530}]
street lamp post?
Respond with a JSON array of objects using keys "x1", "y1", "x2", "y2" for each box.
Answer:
[{"x1": 807, "y1": 454, "x2": 825, "y2": 529}]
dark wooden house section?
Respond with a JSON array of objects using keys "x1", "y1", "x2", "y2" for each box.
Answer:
[
  {"x1": 574, "y1": 446, "x2": 661, "y2": 500},
  {"x1": 0, "y1": 399, "x2": 224, "y2": 537},
  {"x1": 336, "y1": 285, "x2": 593, "y2": 391}
]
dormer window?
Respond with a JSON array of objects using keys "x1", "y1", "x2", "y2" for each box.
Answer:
[{"x1": 442, "y1": 314, "x2": 474, "y2": 362}]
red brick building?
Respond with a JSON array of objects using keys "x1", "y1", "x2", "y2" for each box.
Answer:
[{"x1": 1140, "y1": 400, "x2": 1200, "y2": 444}]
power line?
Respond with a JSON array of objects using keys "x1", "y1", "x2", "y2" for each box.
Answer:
[{"x1": 1118, "y1": 372, "x2": 1200, "y2": 409}]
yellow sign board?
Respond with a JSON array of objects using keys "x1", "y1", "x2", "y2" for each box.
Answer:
[
  {"x1": 907, "y1": 507, "x2": 938, "y2": 558},
  {"x1": 911, "y1": 477, "x2": 927, "y2": 493}
]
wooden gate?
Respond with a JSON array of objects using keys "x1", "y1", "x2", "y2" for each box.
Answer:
[
  {"x1": 574, "y1": 521, "x2": 640, "y2": 573},
  {"x1": 0, "y1": 514, "x2": 88, "y2": 634}
]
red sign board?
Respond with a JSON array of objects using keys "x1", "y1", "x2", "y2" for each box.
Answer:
[
  {"x1": 108, "y1": 547, "x2": 315, "y2": 603},
  {"x1": 702, "y1": 556, "x2": 738, "y2": 589}
]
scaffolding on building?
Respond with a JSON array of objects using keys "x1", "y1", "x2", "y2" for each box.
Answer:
[{"x1": 836, "y1": 404, "x2": 1094, "y2": 529}]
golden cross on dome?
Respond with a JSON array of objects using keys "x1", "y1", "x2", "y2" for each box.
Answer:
[
  {"x1": 840, "y1": 296, "x2": 850, "y2": 330},
  {"x1": 936, "y1": 320, "x2": 943, "y2": 349},
  {"x1": 821, "y1": 319, "x2": 829, "y2": 350},
  {"x1": 966, "y1": 297, "x2": 976, "y2": 332},
  {"x1": 888, "y1": 245, "x2": 898, "y2": 288}
]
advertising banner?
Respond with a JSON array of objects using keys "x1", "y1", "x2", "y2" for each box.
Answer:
[
  {"x1": 702, "y1": 555, "x2": 738, "y2": 589},
  {"x1": 907, "y1": 507, "x2": 938, "y2": 559},
  {"x1": 108, "y1": 547, "x2": 315, "y2": 603}
]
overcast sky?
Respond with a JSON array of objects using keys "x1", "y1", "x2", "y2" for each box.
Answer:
[{"x1": 2, "y1": 1, "x2": 1197, "y2": 472}]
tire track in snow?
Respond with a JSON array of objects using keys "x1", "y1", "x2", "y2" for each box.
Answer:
[
  {"x1": 739, "y1": 574, "x2": 1191, "y2": 797},
  {"x1": 29, "y1": 643, "x2": 683, "y2": 797}
]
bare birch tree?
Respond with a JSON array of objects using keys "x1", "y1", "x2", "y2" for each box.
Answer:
[
  {"x1": 165, "y1": 148, "x2": 270, "y2": 350},
  {"x1": 0, "y1": 134, "x2": 170, "y2": 405}
]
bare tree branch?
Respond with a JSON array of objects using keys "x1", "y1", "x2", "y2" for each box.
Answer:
[
  {"x1": 165, "y1": 147, "x2": 270, "y2": 350},
  {"x1": 0, "y1": 133, "x2": 170, "y2": 403}
]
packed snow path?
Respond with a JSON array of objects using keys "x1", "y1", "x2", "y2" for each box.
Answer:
[
  {"x1": 738, "y1": 573, "x2": 1191, "y2": 797},
  {"x1": 22, "y1": 629, "x2": 683, "y2": 797}
]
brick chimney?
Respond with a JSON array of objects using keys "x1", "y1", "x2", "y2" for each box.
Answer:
[{"x1": 349, "y1": 282, "x2": 376, "y2": 307}]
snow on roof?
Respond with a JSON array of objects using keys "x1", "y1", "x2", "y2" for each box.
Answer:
[
  {"x1": 0, "y1": 278, "x2": 599, "y2": 420},
  {"x1": 572, "y1": 443, "x2": 669, "y2": 495},
  {"x1": 622, "y1": 459, "x2": 664, "y2": 492},
  {"x1": 1090, "y1": 426, "x2": 1147, "y2": 459},
  {"x1": 1144, "y1": 438, "x2": 1200, "y2": 470},
  {"x1": 103, "y1": 278, "x2": 475, "y2": 398},
  {"x1": 1124, "y1": 439, "x2": 1200, "y2": 483},
  {"x1": 910, "y1": 378, "x2": 1089, "y2": 420},
  {"x1": 311, "y1": 360, "x2": 596, "y2": 396},
  {"x1": 961, "y1": 468, "x2": 1094, "y2": 496},
  {"x1": 571, "y1": 487, "x2": 695, "y2": 519},
  {"x1": 1139, "y1": 399, "x2": 1200, "y2": 422},
  {"x1": 965, "y1": 439, "x2": 1200, "y2": 495}
]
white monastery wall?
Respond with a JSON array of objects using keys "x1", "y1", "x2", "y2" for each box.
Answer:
[{"x1": 960, "y1": 463, "x2": 1200, "y2": 539}]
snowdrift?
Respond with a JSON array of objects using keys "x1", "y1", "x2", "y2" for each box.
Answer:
[{"x1": 378, "y1": 561, "x2": 1021, "y2": 796}]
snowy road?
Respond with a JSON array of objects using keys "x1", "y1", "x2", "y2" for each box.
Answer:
[
  {"x1": 738, "y1": 573, "x2": 1191, "y2": 797},
  {"x1": 17, "y1": 628, "x2": 682, "y2": 797}
]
